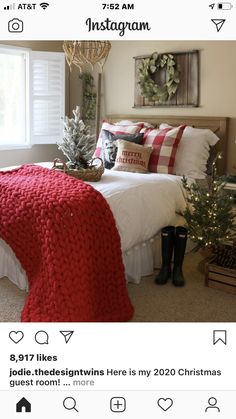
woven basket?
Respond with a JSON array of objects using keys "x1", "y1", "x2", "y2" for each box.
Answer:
[{"x1": 52, "y1": 158, "x2": 104, "y2": 182}]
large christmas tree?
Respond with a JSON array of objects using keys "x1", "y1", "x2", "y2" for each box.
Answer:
[
  {"x1": 58, "y1": 106, "x2": 95, "y2": 169},
  {"x1": 182, "y1": 153, "x2": 236, "y2": 251}
]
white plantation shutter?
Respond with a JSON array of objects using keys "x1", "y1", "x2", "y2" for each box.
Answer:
[{"x1": 29, "y1": 51, "x2": 65, "y2": 144}]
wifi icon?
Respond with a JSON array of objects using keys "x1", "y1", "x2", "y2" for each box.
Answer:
[{"x1": 40, "y1": 2, "x2": 49, "y2": 9}]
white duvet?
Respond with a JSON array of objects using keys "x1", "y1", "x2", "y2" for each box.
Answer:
[
  {"x1": 0, "y1": 163, "x2": 187, "y2": 289},
  {"x1": 90, "y1": 169, "x2": 186, "y2": 251}
]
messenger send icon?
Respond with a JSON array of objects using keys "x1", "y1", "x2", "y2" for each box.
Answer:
[{"x1": 60, "y1": 330, "x2": 74, "y2": 344}]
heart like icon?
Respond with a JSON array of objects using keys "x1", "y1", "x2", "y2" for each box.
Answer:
[
  {"x1": 157, "y1": 397, "x2": 173, "y2": 411},
  {"x1": 9, "y1": 331, "x2": 24, "y2": 344}
]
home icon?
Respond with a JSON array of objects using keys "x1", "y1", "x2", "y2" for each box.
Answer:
[{"x1": 16, "y1": 397, "x2": 31, "y2": 413}]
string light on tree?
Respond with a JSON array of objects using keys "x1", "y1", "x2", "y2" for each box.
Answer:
[{"x1": 182, "y1": 152, "x2": 236, "y2": 251}]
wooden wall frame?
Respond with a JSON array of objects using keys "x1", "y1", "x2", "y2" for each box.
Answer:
[{"x1": 134, "y1": 50, "x2": 199, "y2": 108}]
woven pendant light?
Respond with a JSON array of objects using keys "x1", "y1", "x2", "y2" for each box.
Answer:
[{"x1": 63, "y1": 41, "x2": 111, "y2": 72}]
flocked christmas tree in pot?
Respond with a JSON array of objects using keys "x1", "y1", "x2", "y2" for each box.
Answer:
[
  {"x1": 181, "y1": 152, "x2": 236, "y2": 269},
  {"x1": 56, "y1": 105, "x2": 104, "y2": 181}
]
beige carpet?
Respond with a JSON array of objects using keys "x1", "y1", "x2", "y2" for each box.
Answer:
[
  {"x1": 128, "y1": 251, "x2": 236, "y2": 322},
  {"x1": 0, "y1": 251, "x2": 236, "y2": 322}
]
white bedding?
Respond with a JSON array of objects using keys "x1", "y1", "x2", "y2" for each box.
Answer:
[
  {"x1": 90, "y1": 169, "x2": 186, "y2": 252},
  {"x1": 0, "y1": 163, "x2": 187, "y2": 289}
]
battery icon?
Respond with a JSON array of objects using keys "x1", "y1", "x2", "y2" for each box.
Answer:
[{"x1": 218, "y1": 2, "x2": 233, "y2": 9}]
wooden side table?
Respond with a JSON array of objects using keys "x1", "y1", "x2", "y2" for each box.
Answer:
[
  {"x1": 205, "y1": 182, "x2": 236, "y2": 294},
  {"x1": 206, "y1": 257, "x2": 236, "y2": 294}
]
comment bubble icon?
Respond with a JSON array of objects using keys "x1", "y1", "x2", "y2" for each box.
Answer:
[{"x1": 35, "y1": 330, "x2": 49, "y2": 345}]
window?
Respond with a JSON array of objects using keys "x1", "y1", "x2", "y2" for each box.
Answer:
[
  {"x1": 0, "y1": 46, "x2": 65, "y2": 149},
  {"x1": 0, "y1": 46, "x2": 27, "y2": 148},
  {"x1": 29, "y1": 51, "x2": 65, "y2": 145}
]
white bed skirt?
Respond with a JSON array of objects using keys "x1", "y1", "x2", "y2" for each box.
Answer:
[
  {"x1": 124, "y1": 230, "x2": 194, "y2": 283},
  {"x1": 0, "y1": 239, "x2": 29, "y2": 291},
  {"x1": 123, "y1": 235, "x2": 161, "y2": 283},
  {"x1": 0, "y1": 236, "x2": 162, "y2": 291},
  {"x1": 0, "y1": 230, "x2": 194, "y2": 291}
]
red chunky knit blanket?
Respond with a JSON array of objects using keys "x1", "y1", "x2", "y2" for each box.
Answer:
[{"x1": 0, "y1": 165, "x2": 134, "y2": 322}]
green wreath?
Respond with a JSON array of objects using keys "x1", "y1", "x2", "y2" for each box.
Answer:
[{"x1": 138, "y1": 52, "x2": 180, "y2": 103}]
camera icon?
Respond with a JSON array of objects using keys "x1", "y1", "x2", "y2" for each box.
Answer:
[{"x1": 8, "y1": 18, "x2": 24, "y2": 33}]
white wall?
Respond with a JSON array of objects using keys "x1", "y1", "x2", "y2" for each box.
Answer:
[{"x1": 102, "y1": 41, "x2": 236, "y2": 174}]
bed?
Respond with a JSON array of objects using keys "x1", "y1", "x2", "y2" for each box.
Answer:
[
  {"x1": 0, "y1": 166, "x2": 186, "y2": 289},
  {"x1": 0, "y1": 115, "x2": 228, "y2": 293}
]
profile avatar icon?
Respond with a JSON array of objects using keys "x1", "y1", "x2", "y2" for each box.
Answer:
[{"x1": 205, "y1": 397, "x2": 220, "y2": 413}]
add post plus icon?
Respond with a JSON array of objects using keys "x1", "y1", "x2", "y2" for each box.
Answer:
[{"x1": 110, "y1": 397, "x2": 126, "y2": 412}]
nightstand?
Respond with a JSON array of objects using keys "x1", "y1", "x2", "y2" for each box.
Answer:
[{"x1": 205, "y1": 182, "x2": 236, "y2": 294}]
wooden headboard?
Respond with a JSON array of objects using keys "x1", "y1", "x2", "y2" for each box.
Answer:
[{"x1": 106, "y1": 115, "x2": 229, "y2": 175}]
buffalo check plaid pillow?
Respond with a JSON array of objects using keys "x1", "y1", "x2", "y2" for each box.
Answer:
[
  {"x1": 141, "y1": 125, "x2": 186, "y2": 174},
  {"x1": 94, "y1": 121, "x2": 143, "y2": 158}
]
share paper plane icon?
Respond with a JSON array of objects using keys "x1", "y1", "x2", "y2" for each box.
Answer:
[
  {"x1": 211, "y1": 18, "x2": 226, "y2": 32},
  {"x1": 209, "y1": 3, "x2": 215, "y2": 9},
  {"x1": 60, "y1": 330, "x2": 74, "y2": 343}
]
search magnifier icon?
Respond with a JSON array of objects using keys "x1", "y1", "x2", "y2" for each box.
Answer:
[{"x1": 63, "y1": 397, "x2": 78, "y2": 412}]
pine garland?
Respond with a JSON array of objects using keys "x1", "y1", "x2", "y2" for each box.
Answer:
[
  {"x1": 79, "y1": 72, "x2": 96, "y2": 122},
  {"x1": 58, "y1": 106, "x2": 95, "y2": 169},
  {"x1": 182, "y1": 153, "x2": 236, "y2": 251}
]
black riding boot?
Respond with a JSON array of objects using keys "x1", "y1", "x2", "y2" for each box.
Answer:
[
  {"x1": 155, "y1": 226, "x2": 175, "y2": 285},
  {"x1": 172, "y1": 227, "x2": 188, "y2": 287}
]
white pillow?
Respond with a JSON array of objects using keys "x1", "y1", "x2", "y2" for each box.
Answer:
[
  {"x1": 115, "y1": 120, "x2": 155, "y2": 128},
  {"x1": 159, "y1": 124, "x2": 220, "y2": 178}
]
